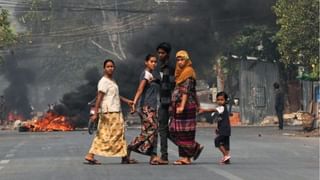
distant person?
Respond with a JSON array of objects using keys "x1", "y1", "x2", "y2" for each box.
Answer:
[
  {"x1": 169, "y1": 50, "x2": 203, "y2": 165},
  {"x1": 0, "y1": 96, "x2": 7, "y2": 125},
  {"x1": 84, "y1": 59, "x2": 134, "y2": 165},
  {"x1": 125, "y1": 54, "x2": 161, "y2": 165},
  {"x1": 199, "y1": 91, "x2": 231, "y2": 164},
  {"x1": 156, "y1": 42, "x2": 175, "y2": 164},
  {"x1": 273, "y1": 82, "x2": 284, "y2": 130}
]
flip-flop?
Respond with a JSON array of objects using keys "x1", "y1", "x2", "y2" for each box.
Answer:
[
  {"x1": 157, "y1": 158, "x2": 169, "y2": 165},
  {"x1": 149, "y1": 160, "x2": 159, "y2": 165},
  {"x1": 149, "y1": 156, "x2": 160, "y2": 165},
  {"x1": 173, "y1": 159, "x2": 191, "y2": 165},
  {"x1": 121, "y1": 158, "x2": 138, "y2": 164},
  {"x1": 84, "y1": 158, "x2": 101, "y2": 165}
]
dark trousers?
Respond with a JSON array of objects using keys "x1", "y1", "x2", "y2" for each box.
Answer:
[
  {"x1": 158, "y1": 105, "x2": 170, "y2": 160},
  {"x1": 276, "y1": 108, "x2": 284, "y2": 129}
]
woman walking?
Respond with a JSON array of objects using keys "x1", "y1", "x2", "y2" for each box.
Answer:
[
  {"x1": 125, "y1": 54, "x2": 161, "y2": 165},
  {"x1": 169, "y1": 50, "x2": 204, "y2": 165},
  {"x1": 84, "y1": 59, "x2": 133, "y2": 165}
]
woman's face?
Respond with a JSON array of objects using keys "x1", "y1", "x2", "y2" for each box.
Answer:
[
  {"x1": 216, "y1": 95, "x2": 226, "y2": 106},
  {"x1": 176, "y1": 56, "x2": 187, "y2": 68},
  {"x1": 145, "y1": 56, "x2": 157, "y2": 71},
  {"x1": 104, "y1": 61, "x2": 115, "y2": 76}
]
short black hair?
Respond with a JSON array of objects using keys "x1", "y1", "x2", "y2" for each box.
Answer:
[
  {"x1": 145, "y1": 54, "x2": 157, "y2": 62},
  {"x1": 216, "y1": 91, "x2": 229, "y2": 100},
  {"x1": 156, "y1": 42, "x2": 171, "y2": 54},
  {"x1": 273, "y1": 82, "x2": 280, "y2": 89},
  {"x1": 103, "y1": 59, "x2": 115, "y2": 68}
]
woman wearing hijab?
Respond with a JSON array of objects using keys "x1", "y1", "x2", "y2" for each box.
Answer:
[{"x1": 169, "y1": 50, "x2": 204, "y2": 165}]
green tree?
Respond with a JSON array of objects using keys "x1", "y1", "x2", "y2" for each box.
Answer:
[
  {"x1": 0, "y1": 9, "x2": 17, "y2": 64},
  {"x1": 228, "y1": 25, "x2": 279, "y2": 62},
  {"x1": 273, "y1": 0, "x2": 319, "y2": 68}
]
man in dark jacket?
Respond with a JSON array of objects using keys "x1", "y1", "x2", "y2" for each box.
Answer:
[
  {"x1": 156, "y1": 42, "x2": 175, "y2": 164},
  {"x1": 273, "y1": 82, "x2": 285, "y2": 130}
]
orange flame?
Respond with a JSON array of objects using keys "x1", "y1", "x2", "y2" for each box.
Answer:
[{"x1": 29, "y1": 111, "x2": 74, "y2": 132}]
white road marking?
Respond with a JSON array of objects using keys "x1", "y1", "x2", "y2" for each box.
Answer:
[
  {"x1": 5, "y1": 154, "x2": 14, "y2": 158},
  {"x1": 0, "y1": 160, "x2": 10, "y2": 164},
  {"x1": 41, "y1": 146, "x2": 52, "y2": 150},
  {"x1": 14, "y1": 141, "x2": 26, "y2": 148}
]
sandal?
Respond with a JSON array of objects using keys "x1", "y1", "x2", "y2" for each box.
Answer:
[
  {"x1": 149, "y1": 156, "x2": 160, "y2": 165},
  {"x1": 173, "y1": 159, "x2": 191, "y2": 165},
  {"x1": 219, "y1": 156, "x2": 231, "y2": 164},
  {"x1": 121, "y1": 157, "x2": 138, "y2": 164},
  {"x1": 84, "y1": 158, "x2": 101, "y2": 165},
  {"x1": 149, "y1": 159, "x2": 159, "y2": 165},
  {"x1": 157, "y1": 158, "x2": 169, "y2": 165}
]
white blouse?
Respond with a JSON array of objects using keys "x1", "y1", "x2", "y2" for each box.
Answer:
[{"x1": 98, "y1": 76, "x2": 121, "y2": 113}]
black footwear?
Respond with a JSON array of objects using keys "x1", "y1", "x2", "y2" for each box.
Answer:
[
  {"x1": 84, "y1": 158, "x2": 101, "y2": 165},
  {"x1": 121, "y1": 157, "x2": 138, "y2": 164}
]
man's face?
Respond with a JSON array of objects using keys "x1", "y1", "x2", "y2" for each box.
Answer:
[{"x1": 157, "y1": 48, "x2": 168, "y2": 61}]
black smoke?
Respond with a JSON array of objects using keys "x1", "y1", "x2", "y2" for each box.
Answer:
[
  {"x1": 60, "y1": 67, "x2": 100, "y2": 127},
  {"x1": 2, "y1": 53, "x2": 35, "y2": 119},
  {"x1": 124, "y1": 0, "x2": 277, "y2": 83}
]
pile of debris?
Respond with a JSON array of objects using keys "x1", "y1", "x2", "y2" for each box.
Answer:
[
  {"x1": 17, "y1": 111, "x2": 75, "y2": 132},
  {"x1": 260, "y1": 112, "x2": 318, "y2": 131}
]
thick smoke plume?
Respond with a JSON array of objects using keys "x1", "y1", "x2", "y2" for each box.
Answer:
[{"x1": 3, "y1": 53, "x2": 34, "y2": 119}]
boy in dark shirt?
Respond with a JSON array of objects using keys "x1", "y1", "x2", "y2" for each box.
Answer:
[
  {"x1": 199, "y1": 91, "x2": 231, "y2": 164},
  {"x1": 156, "y1": 42, "x2": 175, "y2": 164}
]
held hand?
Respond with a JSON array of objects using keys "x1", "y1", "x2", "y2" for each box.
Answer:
[
  {"x1": 127, "y1": 100, "x2": 134, "y2": 106},
  {"x1": 130, "y1": 104, "x2": 136, "y2": 114},
  {"x1": 176, "y1": 106, "x2": 184, "y2": 114}
]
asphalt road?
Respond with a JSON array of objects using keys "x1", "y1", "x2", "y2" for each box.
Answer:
[{"x1": 0, "y1": 127, "x2": 318, "y2": 180}]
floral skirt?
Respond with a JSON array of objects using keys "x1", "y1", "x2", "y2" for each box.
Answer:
[
  {"x1": 128, "y1": 106, "x2": 158, "y2": 156},
  {"x1": 89, "y1": 112, "x2": 127, "y2": 157}
]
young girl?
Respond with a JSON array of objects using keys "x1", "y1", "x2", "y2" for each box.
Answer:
[
  {"x1": 125, "y1": 54, "x2": 161, "y2": 165},
  {"x1": 199, "y1": 91, "x2": 231, "y2": 164}
]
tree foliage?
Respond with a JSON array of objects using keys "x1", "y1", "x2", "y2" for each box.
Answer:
[
  {"x1": 273, "y1": 0, "x2": 319, "y2": 68},
  {"x1": 228, "y1": 25, "x2": 279, "y2": 62},
  {"x1": 0, "y1": 9, "x2": 17, "y2": 48},
  {"x1": 0, "y1": 9, "x2": 17, "y2": 66}
]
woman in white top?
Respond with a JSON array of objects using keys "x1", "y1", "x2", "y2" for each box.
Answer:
[{"x1": 84, "y1": 59, "x2": 133, "y2": 165}]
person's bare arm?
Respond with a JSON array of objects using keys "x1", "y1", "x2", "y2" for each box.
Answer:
[
  {"x1": 120, "y1": 96, "x2": 133, "y2": 106},
  {"x1": 176, "y1": 93, "x2": 187, "y2": 114},
  {"x1": 91, "y1": 91, "x2": 104, "y2": 121},
  {"x1": 198, "y1": 108, "x2": 217, "y2": 114},
  {"x1": 131, "y1": 80, "x2": 147, "y2": 113}
]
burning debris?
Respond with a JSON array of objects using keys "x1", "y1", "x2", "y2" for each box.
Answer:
[{"x1": 18, "y1": 111, "x2": 74, "y2": 132}]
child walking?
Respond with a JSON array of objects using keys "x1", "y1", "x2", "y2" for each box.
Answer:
[{"x1": 199, "y1": 91, "x2": 231, "y2": 164}]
